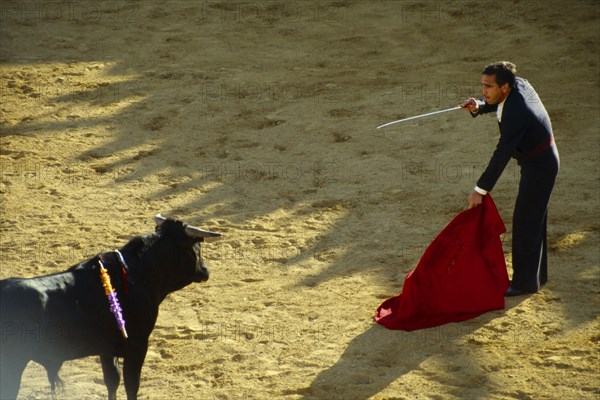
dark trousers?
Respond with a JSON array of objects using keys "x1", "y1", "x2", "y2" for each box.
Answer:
[{"x1": 511, "y1": 145, "x2": 559, "y2": 292}]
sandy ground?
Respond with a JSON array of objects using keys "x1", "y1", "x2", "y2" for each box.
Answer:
[{"x1": 1, "y1": 1, "x2": 598, "y2": 399}]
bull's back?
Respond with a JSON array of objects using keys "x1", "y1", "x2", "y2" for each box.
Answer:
[
  {"x1": 0, "y1": 277, "x2": 48, "y2": 321},
  {"x1": 1, "y1": 271, "x2": 119, "y2": 361},
  {"x1": 1, "y1": 277, "x2": 52, "y2": 364}
]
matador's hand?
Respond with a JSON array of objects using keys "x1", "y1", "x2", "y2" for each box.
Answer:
[
  {"x1": 460, "y1": 98, "x2": 479, "y2": 112},
  {"x1": 467, "y1": 190, "x2": 483, "y2": 209}
]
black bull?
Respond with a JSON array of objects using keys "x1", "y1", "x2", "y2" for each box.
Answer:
[{"x1": 0, "y1": 215, "x2": 222, "y2": 399}]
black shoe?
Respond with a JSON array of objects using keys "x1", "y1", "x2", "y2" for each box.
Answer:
[{"x1": 504, "y1": 286, "x2": 534, "y2": 297}]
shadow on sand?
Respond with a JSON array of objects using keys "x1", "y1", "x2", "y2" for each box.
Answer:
[{"x1": 293, "y1": 299, "x2": 528, "y2": 400}]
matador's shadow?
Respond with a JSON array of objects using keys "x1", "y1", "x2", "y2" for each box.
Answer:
[{"x1": 294, "y1": 299, "x2": 526, "y2": 400}]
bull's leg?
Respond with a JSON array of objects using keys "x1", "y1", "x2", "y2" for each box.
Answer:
[
  {"x1": 0, "y1": 356, "x2": 27, "y2": 400},
  {"x1": 123, "y1": 343, "x2": 148, "y2": 400},
  {"x1": 100, "y1": 355, "x2": 121, "y2": 400},
  {"x1": 42, "y1": 360, "x2": 64, "y2": 396}
]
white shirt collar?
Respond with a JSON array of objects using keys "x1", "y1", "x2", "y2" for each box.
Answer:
[{"x1": 496, "y1": 98, "x2": 506, "y2": 122}]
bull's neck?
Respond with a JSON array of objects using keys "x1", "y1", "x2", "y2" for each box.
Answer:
[
  {"x1": 118, "y1": 247, "x2": 185, "y2": 307},
  {"x1": 117, "y1": 248, "x2": 164, "y2": 309}
]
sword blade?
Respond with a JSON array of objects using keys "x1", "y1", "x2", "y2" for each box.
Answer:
[{"x1": 376, "y1": 106, "x2": 462, "y2": 129}]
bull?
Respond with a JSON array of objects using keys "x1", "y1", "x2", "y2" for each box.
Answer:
[{"x1": 0, "y1": 214, "x2": 222, "y2": 399}]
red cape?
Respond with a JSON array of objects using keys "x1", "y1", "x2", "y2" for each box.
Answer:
[{"x1": 375, "y1": 195, "x2": 509, "y2": 331}]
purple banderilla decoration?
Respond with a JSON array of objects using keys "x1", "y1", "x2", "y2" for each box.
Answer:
[{"x1": 99, "y1": 260, "x2": 128, "y2": 339}]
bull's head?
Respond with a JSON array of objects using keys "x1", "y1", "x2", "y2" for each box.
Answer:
[
  {"x1": 154, "y1": 214, "x2": 222, "y2": 243},
  {"x1": 144, "y1": 214, "x2": 222, "y2": 299}
]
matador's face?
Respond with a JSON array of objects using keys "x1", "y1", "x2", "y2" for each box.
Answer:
[{"x1": 481, "y1": 74, "x2": 511, "y2": 105}]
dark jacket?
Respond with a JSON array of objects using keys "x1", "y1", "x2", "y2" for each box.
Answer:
[{"x1": 472, "y1": 77, "x2": 556, "y2": 191}]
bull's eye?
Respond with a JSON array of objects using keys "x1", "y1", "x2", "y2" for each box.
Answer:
[
  {"x1": 188, "y1": 245, "x2": 200, "y2": 261},
  {"x1": 191, "y1": 242, "x2": 201, "y2": 257}
]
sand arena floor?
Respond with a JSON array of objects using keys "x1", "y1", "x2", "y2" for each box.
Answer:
[{"x1": 1, "y1": 1, "x2": 598, "y2": 399}]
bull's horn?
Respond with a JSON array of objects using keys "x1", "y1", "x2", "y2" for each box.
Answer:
[
  {"x1": 185, "y1": 225, "x2": 223, "y2": 239},
  {"x1": 154, "y1": 214, "x2": 167, "y2": 226}
]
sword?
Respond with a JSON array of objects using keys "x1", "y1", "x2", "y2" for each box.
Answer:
[{"x1": 376, "y1": 106, "x2": 463, "y2": 129}]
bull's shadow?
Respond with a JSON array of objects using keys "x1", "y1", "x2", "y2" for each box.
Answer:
[{"x1": 295, "y1": 305, "x2": 522, "y2": 400}]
